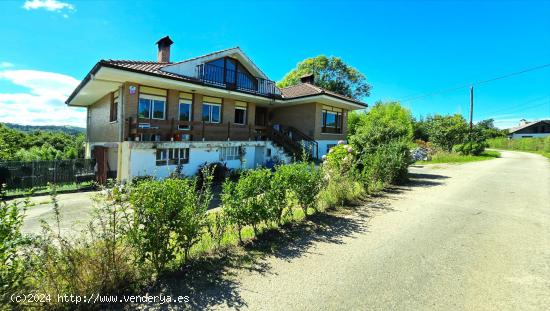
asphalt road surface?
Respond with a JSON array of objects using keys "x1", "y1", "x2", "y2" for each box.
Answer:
[{"x1": 205, "y1": 150, "x2": 550, "y2": 310}]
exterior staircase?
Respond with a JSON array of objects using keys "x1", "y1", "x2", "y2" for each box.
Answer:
[{"x1": 268, "y1": 125, "x2": 318, "y2": 160}]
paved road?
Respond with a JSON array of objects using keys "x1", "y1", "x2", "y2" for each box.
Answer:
[
  {"x1": 206, "y1": 150, "x2": 550, "y2": 310},
  {"x1": 14, "y1": 191, "x2": 98, "y2": 236}
]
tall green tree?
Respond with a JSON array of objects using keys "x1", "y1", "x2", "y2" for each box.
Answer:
[{"x1": 277, "y1": 55, "x2": 371, "y2": 99}]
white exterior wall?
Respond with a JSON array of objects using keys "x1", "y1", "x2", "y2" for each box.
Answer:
[
  {"x1": 510, "y1": 133, "x2": 550, "y2": 139},
  {"x1": 120, "y1": 141, "x2": 291, "y2": 181},
  {"x1": 316, "y1": 140, "x2": 343, "y2": 158}
]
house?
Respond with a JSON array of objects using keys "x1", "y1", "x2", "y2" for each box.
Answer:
[
  {"x1": 508, "y1": 119, "x2": 550, "y2": 139},
  {"x1": 66, "y1": 36, "x2": 367, "y2": 182}
]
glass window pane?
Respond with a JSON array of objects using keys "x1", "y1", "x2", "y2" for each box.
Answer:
[
  {"x1": 152, "y1": 100, "x2": 165, "y2": 119},
  {"x1": 202, "y1": 105, "x2": 211, "y2": 122},
  {"x1": 326, "y1": 112, "x2": 336, "y2": 127},
  {"x1": 138, "y1": 98, "x2": 151, "y2": 118},
  {"x1": 211, "y1": 105, "x2": 221, "y2": 123},
  {"x1": 179, "y1": 103, "x2": 191, "y2": 121},
  {"x1": 234, "y1": 108, "x2": 246, "y2": 124}
]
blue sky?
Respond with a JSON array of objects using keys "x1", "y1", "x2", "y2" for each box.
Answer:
[{"x1": 0, "y1": 0, "x2": 549, "y2": 128}]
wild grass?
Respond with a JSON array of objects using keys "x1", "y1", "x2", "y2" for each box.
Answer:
[
  {"x1": 488, "y1": 137, "x2": 550, "y2": 160},
  {"x1": 417, "y1": 150, "x2": 501, "y2": 164}
]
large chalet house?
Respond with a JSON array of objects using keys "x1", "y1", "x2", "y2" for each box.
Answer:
[{"x1": 66, "y1": 36, "x2": 367, "y2": 182}]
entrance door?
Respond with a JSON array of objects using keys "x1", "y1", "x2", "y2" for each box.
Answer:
[
  {"x1": 254, "y1": 146, "x2": 265, "y2": 168},
  {"x1": 92, "y1": 146, "x2": 108, "y2": 185}
]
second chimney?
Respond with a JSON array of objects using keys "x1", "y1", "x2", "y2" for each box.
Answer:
[
  {"x1": 300, "y1": 73, "x2": 315, "y2": 84},
  {"x1": 156, "y1": 36, "x2": 174, "y2": 63}
]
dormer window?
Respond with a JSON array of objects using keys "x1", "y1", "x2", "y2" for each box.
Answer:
[{"x1": 201, "y1": 57, "x2": 258, "y2": 91}]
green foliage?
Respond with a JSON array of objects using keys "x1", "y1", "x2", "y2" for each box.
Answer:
[
  {"x1": 488, "y1": 137, "x2": 550, "y2": 153},
  {"x1": 351, "y1": 102, "x2": 413, "y2": 147},
  {"x1": 423, "y1": 114, "x2": 469, "y2": 151},
  {"x1": 0, "y1": 186, "x2": 32, "y2": 305},
  {"x1": 277, "y1": 55, "x2": 371, "y2": 99},
  {"x1": 453, "y1": 141, "x2": 487, "y2": 156},
  {"x1": 222, "y1": 168, "x2": 272, "y2": 241},
  {"x1": 418, "y1": 150, "x2": 500, "y2": 164},
  {"x1": 129, "y1": 176, "x2": 212, "y2": 272},
  {"x1": 284, "y1": 162, "x2": 323, "y2": 217},
  {"x1": 0, "y1": 123, "x2": 86, "y2": 161},
  {"x1": 347, "y1": 110, "x2": 367, "y2": 137},
  {"x1": 349, "y1": 102, "x2": 413, "y2": 189},
  {"x1": 475, "y1": 119, "x2": 508, "y2": 139},
  {"x1": 30, "y1": 184, "x2": 144, "y2": 309}
]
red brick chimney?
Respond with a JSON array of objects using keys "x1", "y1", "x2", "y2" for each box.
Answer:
[
  {"x1": 156, "y1": 36, "x2": 173, "y2": 63},
  {"x1": 300, "y1": 73, "x2": 315, "y2": 84}
]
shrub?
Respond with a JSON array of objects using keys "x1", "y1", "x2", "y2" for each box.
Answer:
[
  {"x1": 129, "y1": 174, "x2": 212, "y2": 272},
  {"x1": 284, "y1": 162, "x2": 323, "y2": 217},
  {"x1": 319, "y1": 167, "x2": 364, "y2": 210},
  {"x1": 349, "y1": 102, "x2": 413, "y2": 190},
  {"x1": 269, "y1": 165, "x2": 294, "y2": 225},
  {"x1": 222, "y1": 168, "x2": 272, "y2": 242},
  {"x1": 30, "y1": 184, "x2": 143, "y2": 309},
  {"x1": 0, "y1": 186, "x2": 32, "y2": 306},
  {"x1": 453, "y1": 141, "x2": 487, "y2": 156},
  {"x1": 197, "y1": 162, "x2": 228, "y2": 186},
  {"x1": 424, "y1": 114, "x2": 469, "y2": 151}
]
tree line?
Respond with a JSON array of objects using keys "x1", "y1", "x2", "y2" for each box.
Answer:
[{"x1": 0, "y1": 123, "x2": 86, "y2": 161}]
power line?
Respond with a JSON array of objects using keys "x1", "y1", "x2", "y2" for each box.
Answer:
[{"x1": 399, "y1": 63, "x2": 550, "y2": 103}]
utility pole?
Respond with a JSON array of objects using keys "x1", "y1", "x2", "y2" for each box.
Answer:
[{"x1": 469, "y1": 86, "x2": 474, "y2": 130}]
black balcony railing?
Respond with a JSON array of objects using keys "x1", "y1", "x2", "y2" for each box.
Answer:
[{"x1": 196, "y1": 64, "x2": 280, "y2": 97}]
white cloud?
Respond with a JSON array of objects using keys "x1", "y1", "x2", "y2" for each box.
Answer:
[
  {"x1": 0, "y1": 68, "x2": 85, "y2": 127},
  {"x1": 0, "y1": 62, "x2": 14, "y2": 69},
  {"x1": 23, "y1": 0, "x2": 74, "y2": 14}
]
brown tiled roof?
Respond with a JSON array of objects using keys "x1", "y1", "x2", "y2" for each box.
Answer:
[
  {"x1": 280, "y1": 83, "x2": 367, "y2": 106},
  {"x1": 100, "y1": 60, "x2": 191, "y2": 80},
  {"x1": 67, "y1": 59, "x2": 367, "y2": 107}
]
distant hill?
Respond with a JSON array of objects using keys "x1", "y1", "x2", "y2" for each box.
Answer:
[{"x1": 2, "y1": 123, "x2": 86, "y2": 136}]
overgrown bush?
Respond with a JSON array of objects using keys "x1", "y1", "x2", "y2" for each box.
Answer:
[
  {"x1": 129, "y1": 174, "x2": 212, "y2": 272},
  {"x1": 423, "y1": 114, "x2": 469, "y2": 151},
  {"x1": 222, "y1": 168, "x2": 272, "y2": 242},
  {"x1": 0, "y1": 186, "x2": 32, "y2": 307},
  {"x1": 453, "y1": 141, "x2": 487, "y2": 156},
  {"x1": 30, "y1": 184, "x2": 143, "y2": 310},
  {"x1": 284, "y1": 162, "x2": 323, "y2": 217},
  {"x1": 350, "y1": 102, "x2": 413, "y2": 190}
]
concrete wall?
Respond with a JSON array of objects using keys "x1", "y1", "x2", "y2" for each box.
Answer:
[
  {"x1": 316, "y1": 139, "x2": 342, "y2": 158},
  {"x1": 270, "y1": 103, "x2": 317, "y2": 137},
  {"x1": 88, "y1": 93, "x2": 118, "y2": 142},
  {"x1": 120, "y1": 141, "x2": 291, "y2": 180}
]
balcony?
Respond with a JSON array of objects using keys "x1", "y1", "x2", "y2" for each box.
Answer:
[
  {"x1": 125, "y1": 117, "x2": 269, "y2": 142},
  {"x1": 196, "y1": 63, "x2": 281, "y2": 97}
]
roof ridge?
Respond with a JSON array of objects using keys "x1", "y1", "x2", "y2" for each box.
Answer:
[
  {"x1": 167, "y1": 46, "x2": 241, "y2": 65},
  {"x1": 103, "y1": 59, "x2": 171, "y2": 64}
]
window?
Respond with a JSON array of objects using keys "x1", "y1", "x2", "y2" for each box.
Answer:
[
  {"x1": 220, "y1": 146, "x2": 241, "y2": 161},
  {"x1": 110, "y1": 92, "x2": 118, "y2": 122},
  {"x1": 204, "y1": 57, "x2": 258, "y2": 91},
  {"x1": 202, "y1": 103, "x2": 221, "y2": 123},
  {"x1": 326, "y1": 144, "x2": 336, "y2": 154},
  {"x1": 179, "y1": 100, "x2": 192, "y2": 130},
  {"x1": 322, "y1": 106, "x2": 343, "y2": 134},
  {"x1": 156, "y1": 148, "x2": 190, "y2": 166},
  {"x1": 156, "y1": 149, "x2": 167, "y2": 166},
  {"x1": 234, "y1": 106, "x2": 246, "y2": 125},
  {"x1": 138, "y1": 94, "x2": 166, "y2": 120}
]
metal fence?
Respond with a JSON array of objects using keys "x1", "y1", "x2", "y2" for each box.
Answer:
[{"x1": 0, "y1": 159, "x2": 96, "y2": 190}]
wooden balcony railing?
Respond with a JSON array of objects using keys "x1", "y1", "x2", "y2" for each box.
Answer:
[
  {"x1": 196, "y1": 64, "x2": 281, "y2": 97},
  {"x1": 125, "y1": 117, "x2": 268, "y2": 142}
]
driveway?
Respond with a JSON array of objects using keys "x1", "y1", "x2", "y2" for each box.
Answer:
[
  {"x1": 156, "y1": 150, "x2": 549, "y2": 310},
  {"x1": 13, "y1": 191, "x2": 98, "y2": 236}
]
